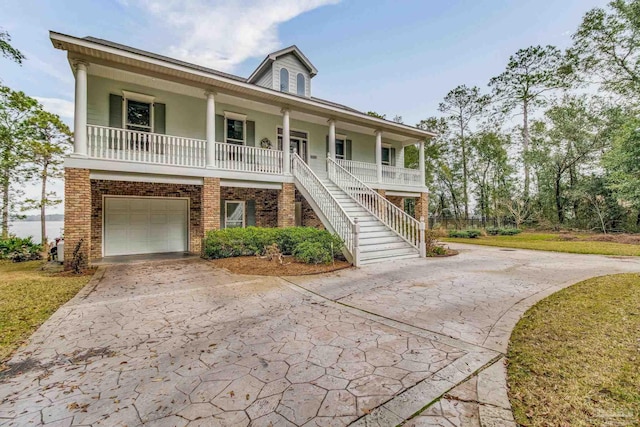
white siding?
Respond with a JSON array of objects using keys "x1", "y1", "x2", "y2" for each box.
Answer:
[
  {"x1": 254, "y1": 69, "x2": 273, "y2": 90},
  {"x1": 273, "y1": 53, "x2": 311, "y2": 97}
]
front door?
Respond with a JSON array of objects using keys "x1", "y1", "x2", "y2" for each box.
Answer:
[{"x1": 290, "y1": 138, "x2": 307, "y2": 162}]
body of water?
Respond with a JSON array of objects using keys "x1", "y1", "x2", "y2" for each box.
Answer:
[{"x1": 8, "y1": 221, "x2": 65, "y2": 243}]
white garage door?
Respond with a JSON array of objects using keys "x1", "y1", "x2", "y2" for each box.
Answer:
[{"x1": 104, "y1": 197, "x2": 188, "y2": 256}]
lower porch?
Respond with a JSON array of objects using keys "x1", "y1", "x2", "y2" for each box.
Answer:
[{"x1": 63, "y1": 168, "x2": 428, "y2": 270}]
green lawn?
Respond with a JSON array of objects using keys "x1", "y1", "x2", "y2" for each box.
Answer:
[
  {"x1": 0, "y1": 261, "x2": 91, "y2": 363},
  {"x1": 508, "y1": 274, "x2": 640, "y2": 426},
  {"x1": 442, "y1": 232, "x2": 640, "y2": 256}
]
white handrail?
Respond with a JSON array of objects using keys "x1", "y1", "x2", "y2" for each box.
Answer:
[
  {"x1": 87, "y1": 125, "x2": 206, "y2": 166},
  {"x1": 213, "y1": 142, "x2": 283, "y2": 174},
  {"x1": 292, "y1": 153, "x2": 360, "y2": 266},
  {"x1": 328, "y1": 157, "x2": 425, "y2": 257}
]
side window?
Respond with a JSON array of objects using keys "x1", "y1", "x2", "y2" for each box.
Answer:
[
  {"x1": 381, "y1": 147, "x2": 391, "y2": 165},
  {"x1": 225, "y1": 118, "x2": 245, "y2": 145},
  {"x1": 225, "y1": 201, "x2": 245, "y2": 228},
  {"x1": 280, "y1": 68, "x2": 289, "y2": 92},
  {"x1": 296, "y1": 73, "x2": 305, "y2": 96},
  {"x1": 335, "y1": 139, "x2": 345, "y2": 160},
  {"x1": 125, "y1": 99, "x2": 152, "y2": 132}
]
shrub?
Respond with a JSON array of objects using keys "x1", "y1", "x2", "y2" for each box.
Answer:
[
  {"x1": 293, "y1": 241, "x2": 333, "y2": 264},
  {"x1": 499, "y1": 228, "x2": 522, "y2": 235},
  {"x1": 0, "y1": 236, "x2": 42, "y2": 262},
  {"x1": 427, "y1": 245, "x2": 448, "y2": 257},
  {"x1": 486, "y1": 227, "x2": 501, "y2": 236},
  {"x1": 203, "y1": 227, "x2": 342, "y2": 263},
  {"x1": 448, "y1": 229, "x2": 481, "y2": 239}
]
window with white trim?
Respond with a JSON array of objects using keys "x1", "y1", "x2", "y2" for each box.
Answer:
[
  {"x1": 296, "y1": 73, "x2": 305, "y2": 96},
  {"x1": 225, "y1": 201, "x2": 245, "y2": 228},
  {"x1": 381, "y1": 146, "x2": 391, "y2": 165},
  {"x1": 280, "y1": 68, "x2": 289, "y2": 92},
  {"x1": 122, "y1": 91, "x2": 155, "y2": 133},
  {"x1": 224, "y1": 112, "x2": 246, "y2": 145},
  {"x1": 335, "y1": 137, "x2": 346, "y2": 160}
]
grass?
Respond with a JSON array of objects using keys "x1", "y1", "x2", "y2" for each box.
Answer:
[
  {"x1": 442, "y1": 232, "x2": 640, "y2": 256},
  {"x1": 508, "y1": 273, "x2": 640, "y2": 426},
  {"x1": 0, "y1": 261, "x2": 92, "y2": 363}
]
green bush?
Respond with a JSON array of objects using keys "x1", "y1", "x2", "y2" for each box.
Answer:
[
  {"x1": 448, "y1": 229, "x2": 481, "y2": 239},
  {"x1": 0, "y1": 236, "x2": 42, "y2": 262},
  {"x1": 499, "y1": 228, "x2": 522, "y2": 235},
  {"x1": 486, "y1": 227, "x2": 501, "y2": 236},
  {"x1": 293, "y1": 241, "x2": 333, "y2": 264},
  {"x1": 203, "y1": 227, "x2": 342, "y2": 263}
]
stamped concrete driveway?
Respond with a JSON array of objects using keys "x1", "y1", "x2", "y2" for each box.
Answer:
[{"x1": 1, "y1": 245, "x2": 638, "y2": 427}]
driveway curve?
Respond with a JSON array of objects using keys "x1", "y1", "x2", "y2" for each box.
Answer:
[{"x1": 0, "y1": 245, "x2": 638, "y2": 427}]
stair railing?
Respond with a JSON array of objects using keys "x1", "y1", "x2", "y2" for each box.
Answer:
[
  {"x1": 292, "y1": 153, "x2": 360, "y2": 266},
  {"x1": 327, "y1": 156, "x2": 426, "y2": 257}
]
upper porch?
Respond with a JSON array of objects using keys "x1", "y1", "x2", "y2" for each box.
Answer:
[{"x1": 56, "y1": 32, "x2": 432, "y2": 193}]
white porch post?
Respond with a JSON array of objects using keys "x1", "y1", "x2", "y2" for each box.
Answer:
[
  {"x1": 205, "y1": 91, "x2": 216, "y2": 168},
  {"x1": 375, "y1": 130, "x2": 383, "y2": 183},
  {"x1": 73, "y1": 60, "x2": 88, "y2": 157},
  {"x1": 328, "y1": 119, "x2": 336, "y2": 160},
  {"x1": 419, "y1": 140, "x2": 426, "y2": 186},
  {"x1": 282, "y1": 108, "x2": 291, "y2": 174}
]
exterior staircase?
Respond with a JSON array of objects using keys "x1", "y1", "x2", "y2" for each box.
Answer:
[{"x1": 318, "y1": 178, "x2": 420, "y2": 264}]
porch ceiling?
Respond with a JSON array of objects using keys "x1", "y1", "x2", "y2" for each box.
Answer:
[{"x1": 51, "y1": 31, "x2": 435, "y2": 144}]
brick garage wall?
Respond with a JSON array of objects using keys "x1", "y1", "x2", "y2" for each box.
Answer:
[
  {"x1": 90, "y1": 180, "x2": 202, "y2": 259},
  {"x1": 221, "y1": 187, "x2": 278, "y2": 227},
  {"x1": 295, "y1": 190, "x2": 324, "y2": 229},
  {"x1": 64, "y1": 168, "x2": 91, "y2": 270},
  {"x1": 387, "y1": 196, "x2": 404, "y2": 210}
]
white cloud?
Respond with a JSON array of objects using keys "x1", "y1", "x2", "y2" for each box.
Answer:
[
  {"x1": 35, "y1": 97, "x2": 74, "y2": 120},
  {"x1": 135, "y1": 0, "x2": 339, "y2": 71}
]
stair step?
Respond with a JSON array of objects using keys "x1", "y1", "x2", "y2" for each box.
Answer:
[
  {"x1": 360, "y1": 247, "x2": 419, "y2": 261},
  {"x1": 359, "y1": 235, "x2": 405, "y2": 244},
  {"x1": 360, "y1": 241, "x2": 413, "y2": 252},
  {"x1": 359, "y1": 253, "x2": 420, "y2": 265},
  {"x1": 359, "y1": 232, "x2": 399, "y2": 240}
]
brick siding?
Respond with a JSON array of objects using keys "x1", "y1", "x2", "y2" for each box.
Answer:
[{"x1": 64, "y1": 168, "x2": 91, "y2": 270}]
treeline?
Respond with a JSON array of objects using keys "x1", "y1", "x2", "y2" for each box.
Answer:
[
  {"x1": 0, "y1": 30, "x2": 70, "y2": 244},
  {"x1": 402, "y1": 0, "x2": 640, "y2": 233}
]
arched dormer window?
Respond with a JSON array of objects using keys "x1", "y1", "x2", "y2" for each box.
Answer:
[
  {"x1": 296, "y1": 73, "x2": 305, "y2": 96},
  {"x1": 280, "y1": 68, "x2": 289, "y2": 92}
]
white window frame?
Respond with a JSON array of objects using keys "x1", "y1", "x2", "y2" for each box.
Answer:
[
  {"x1": 335, "y1": 133, "x2": 347, "y2": 160},
  {"x1": 277, "y1": 126, "x2": 309, "y2": 162},
  {"x1": 296, "y1": 73, "x2": 305, "y2": 96},
  {"x1": 224, "y1": 200, "x2": 245, "y2": 228},
  {"x1": 381, "y1": 143, "x2": 392, "y2": 166},
  {"x1": 224, "y1": 111, "x2": 247, "y2": 145},
  {"x1": 280, "y1": 67, "x2": 290, "y2": 92},
  {"x1": 122, "y1": 90, "x2": 155, "y2": 133}
]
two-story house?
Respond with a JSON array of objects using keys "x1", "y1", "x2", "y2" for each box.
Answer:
[{"x1": 51, "y1": 31, "x2": 434, "y2": 268}]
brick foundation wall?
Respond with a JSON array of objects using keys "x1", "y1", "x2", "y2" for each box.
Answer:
[
  {"x1": 90, "y1": 180, "x2": 203, "y2": 259},
  {"x1": 203, "y1": 178, "x2": 221, "y2": 237},
  {"x1": 278, "y1": 183, "x2": 296, "y2": 228},
  {"x1": 64, "y1": 168, "x2": 91, "y2": 270},
  {"x1": 221, "y1": 187, "x2": 279, "y2": 227},
  {"x1": 387, "y1": 196, "x2": 404, "y2": 210},
  {"x1": 295, "y1": 190, "x2": 324, "y2": 229},
  {"x1": 416, "y1": 192, "x2": 429, "y2": 223}
]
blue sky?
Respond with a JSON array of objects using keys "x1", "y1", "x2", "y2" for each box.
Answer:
[{"x1": 2, "y1": 0, "x2": 607, "y2": 213}]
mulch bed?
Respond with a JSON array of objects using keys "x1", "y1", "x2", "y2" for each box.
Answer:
[{"x1": 209, "y1": 256, "x2": 352, "y2": 276}]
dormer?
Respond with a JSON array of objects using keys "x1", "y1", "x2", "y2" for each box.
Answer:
[{"x1": 248, "y1": 45, "x2": 317, "y2": 98}]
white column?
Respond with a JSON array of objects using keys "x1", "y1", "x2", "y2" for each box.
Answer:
[
  {"x1": 205, "y1": 91, "x2": 216, "y2": 168},
  {"x1": 282, "y1": 108, "x2": 291, "y2": 174},
  {"x1": 73, "y1": 60, "x2": 88, "y2": 156},
  {"x1": 419, "y1": 140, "x2": 426, "y2": 186},
  {"x1": 328, "y1": 119, "x2": 336, "y2": 160},
  {"x1": 375, "y1": 130, "x2": 383, "y2": 183}
]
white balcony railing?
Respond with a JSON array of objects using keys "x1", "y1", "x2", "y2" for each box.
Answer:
[
  {"x1": 336, "y1": 159, "x2": 423, "y2": 187},
  {"x1": 87, "y1": 125, "x2": 283, "y2": 174},
  {"x1": 88, "y1": 125, "x2": 206, "y2": 167}
]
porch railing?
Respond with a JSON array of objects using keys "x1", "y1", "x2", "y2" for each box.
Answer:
[
  {"x1": 292, "y1": 153, "x2": 359, "y2": 265},
  {"x1": 87, "y1": 125, "x2": 283, "y2": 174},
  {"x1": 336, "y1": 159, "x2": 423, "y2": 187},
  {"x1": 88, "y1": 125, "x2": 206, "y2": 166},
  {"x1": 328, "y1": 157, "x2": 425, "y2": 257}
]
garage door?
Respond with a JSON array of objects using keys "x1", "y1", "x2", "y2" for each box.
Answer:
[{"x1": 104, "y1": 197, "x2": 188, "y2": 256}]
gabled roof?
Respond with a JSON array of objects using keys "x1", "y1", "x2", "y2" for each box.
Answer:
[{"x1": 247, "y1": 45, "x2": 318, "y2": 83}]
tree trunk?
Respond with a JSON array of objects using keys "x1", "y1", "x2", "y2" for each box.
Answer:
[
  {"x1": 522, "y1": 99, "x2": 530, "y2": 200},
  {"x1": 555, "y1": 175, "x2": 564, "y2": 224},
  {"x1": 1, "y1": 177, "x2": 8, "y2": 239},
  {"x1": 460, "y1": 117, "x2": 469, "y2": 220},
  {"x1": 40, "y1": 164, "x2": 48, "y2": 246}
]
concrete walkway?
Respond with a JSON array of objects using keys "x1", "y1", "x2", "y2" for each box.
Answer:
[{"x1": 0, "y1": 245, "x2": 638, "y2": 426}]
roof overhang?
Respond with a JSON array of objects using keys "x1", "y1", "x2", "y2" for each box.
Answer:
[{"x1": 50, "y1": 31, "x2": 436, "y2": 141}]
